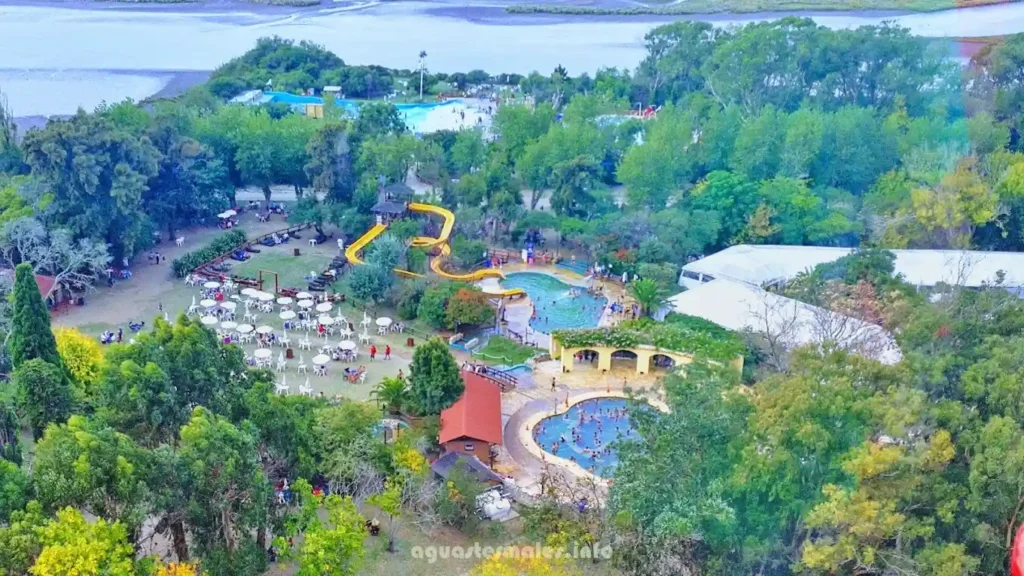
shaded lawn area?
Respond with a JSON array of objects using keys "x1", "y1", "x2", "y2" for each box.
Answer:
[{"x1": 476, "y1": 336, "x2": 536, "y2": 366}]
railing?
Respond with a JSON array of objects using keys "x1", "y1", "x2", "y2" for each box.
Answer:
[{"x1": 465, "y1": 367, "x2": 517, "y2": 393}]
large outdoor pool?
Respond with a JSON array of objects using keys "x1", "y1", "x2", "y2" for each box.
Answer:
[
  {"x1": 533, "y1": 397, "x2": 640, "y2": 476},
  {"x1": 501, "y1": 272, "x2": 606, "y2": 333},
  {"x1": 264, "y1": 92, "x2": 458, "y2": 133}
]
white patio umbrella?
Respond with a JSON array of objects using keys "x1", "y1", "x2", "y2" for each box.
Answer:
[
  {"x1": 318, "y1": 315, "x2": 334, "y2": 325},
  {"x1": 200, "y1": 299, "x2": 216, "y2": 308},
  {"x1": 277, "y1": 297, "x2": 293, "y2": 306},
  {"x1": 241, "y1": 287, "x2": 259, "y2": 297},
  {"x1": 339, "y1": 340, "x2": 356, "y2": 351},
  {"x1": 256, "y1": 325, "x2": 274, "y2": 335},
  {"x1": 254, "y1": 348, "x2": 272, "y2": 359},
  {"x1": 312, "y1": 354, "x2": 330, "y2": 365},
  {"x1": 296, "y1": 291, "x2": 312, "y2": 300},
  {"x1": 315, "y1": 302, "x2": 333, "y2": 313},
  {"x1": 278, "y1": 351, "x2": 285, "y2": 363},
  {"x1": 200, "y1": 316, "x2": 218, "y2": 326},
  {"x1": 297, "y1": 300, "x2": 314, "y2": 309},
  {"x1": 221, "y1": 321, "x2": 238, "y2": 330},
  {"x1": 163, "y1": 311, "x2": 170, "y2": 322},
  {"x1": 237, "y1": 324, "x2": 255, "y2": 334},
  {"x1": 258, "y1": 292, "x2": 275, "y2": 302},
  {"x1": 279, "y1": 310, "x2": 296, "y2": 321},
  {"x1": 376, "y1": 317, "x2": 392, "y2": 328},
  {"x1": 223, "y1": 209, "x2": 237, "y2": 217},
  {"x1": 221, "y1": 301, "x2": 237, "y2": 310},
  {"x1": 360, "y1": 314, "x2": 371, "y2": 326},
  {"x1": 203, "y1": 281, "x2": 221, "y2": 289}
]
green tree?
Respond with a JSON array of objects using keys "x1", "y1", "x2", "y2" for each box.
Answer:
[
  {"x1": 0, "y1": 500, "x2": 47, "y2": 576},
  {"x1": 32, "y1": 415, "x2": 149, "y2": 531},
  {"x1": 178, "y1": 407, "x2": 267, "y2": 561},
  {"x1": 297, "y1": 494, "x2": 366, "y2": 576},
  {"x1": 20, "y1": 111, "x2": 159, "y2": 257},
  {"x1": 0, "y1": 459, "x2": 30, "y2": 525},
  {"x1": 9, "y1": 263, "x2": 61, "y2": 369},
  {"x1": 617, "y1": 105, "x2": 694, "y2": 209},
  {"x1": 305, "y1": 123, "x2": 355, "y2": 203},
  {"x1": 408, "y1": 338, "x2": 464, "y2": 415},
  {"x1": 450, "y1": 129, "x2": 486, "y2": 176},
  {"x1": 14, "y1": 359, "x2": 71, "y2": 439}
]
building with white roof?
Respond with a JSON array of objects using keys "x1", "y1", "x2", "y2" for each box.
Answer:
[
  {"x1": 679, "y1": 245, "x2": 1024, "y2": 290},
  {"x1": 667, "y1": 278, "x2": 902, "y2": 365}
]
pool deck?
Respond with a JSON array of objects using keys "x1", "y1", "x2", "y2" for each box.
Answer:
[
  {"x1": 485, "y1": 263, "x2": 636, "y2": 354},
  {"x1": 496, "y1": 358, "x2": 671, "y2": 500}
]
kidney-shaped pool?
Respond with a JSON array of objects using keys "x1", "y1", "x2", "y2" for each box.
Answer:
[{"x1": 500, "y1": 272, "x2": 606, "y2": 333}]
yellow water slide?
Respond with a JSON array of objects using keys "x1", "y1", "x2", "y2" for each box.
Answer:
[
  {"x1": 344, "y1": 223, "x2": 387, "y2": 266},
  {"x1": 408, "y1": 202, "x2": 455, "y2": 248},
  {"x1": 344, "y1": 203, "x2": 525, "y2": 297}
]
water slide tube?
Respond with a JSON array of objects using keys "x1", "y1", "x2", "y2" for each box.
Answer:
[
  {"x1": 408, "y1": 202, "x2": 455, "y2": 248},
  {"x1": 344, "y1": 204, "x2": 525, "y2": 297}
]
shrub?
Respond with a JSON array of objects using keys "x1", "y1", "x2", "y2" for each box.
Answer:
[
  {"x1": 396, "y1": 281, "x2": 426, "y2": 320},
  {"x1": 171, "y1": 230, "x2": 247, "y2": 277},
  {"x1": 444, "y1": 288, "x2": 494, "y2": 330},
  {"x1": 53, "y1": 328, "x2": 103, "y2": 401}
]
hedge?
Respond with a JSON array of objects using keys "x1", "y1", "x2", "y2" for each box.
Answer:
[
  {"x1": 171, "y1": 230, "x2": 248, "y2": 278},
  {"x1": 551, "y1": 315, "x2": 746, "y2": 362}
]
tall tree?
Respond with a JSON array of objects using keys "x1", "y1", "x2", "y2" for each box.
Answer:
[
  {"x1": 9, "y1": 263, "x2": 61, "y2": 369},
  {"x1": 408, "y1": 338, "x2": 464, "y2": 415}
]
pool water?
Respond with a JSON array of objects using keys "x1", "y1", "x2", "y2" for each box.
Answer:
[
  {"x1": 533, "y1": 398, "x2": 640, "y2": 476},
  {"x1": 501, "y1": 273, "x2": 606, "y2": 333},
  {"x1": 263, "y1": 91, "x2": 457, "y2": 132}
]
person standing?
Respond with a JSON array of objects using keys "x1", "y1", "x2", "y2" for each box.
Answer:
[
  {"x1": 117, "y1": 328, "x2": 123, "y2": 343},
  {"x1": 369, "y1": 345, "x2": 377, "y2": 361},
  {"x1": 551, "y1": 377, "x2": 556, "y2": 392},
  {"x1": 384, "y1": 345, "x2": 391, "y2": 360}
]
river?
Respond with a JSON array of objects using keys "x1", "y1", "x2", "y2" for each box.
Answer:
[{"x1": 1, "y1": 0, "x2": 1023, "y2": 117}]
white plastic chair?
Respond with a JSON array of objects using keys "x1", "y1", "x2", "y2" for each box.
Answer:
[
  {"x1": 314, "y1": 365, "x2": 327, "y2": 377},
  {"x1": 274, "y1": 376, "x2": 289, "y2": 395},
  {"x1": 299, "y1": 378, "x2": 313, "y2": 396},
  {"x1": 278, "y1": 330, "x2": 291, "y2": 348},
  {"x1": 297, "y1": 355, "x2": 307, "y2": 374}
]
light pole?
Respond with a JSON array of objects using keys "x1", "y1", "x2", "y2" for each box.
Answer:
[{"x1": 418, "y1": 50, "x2": 427, "y2": 101}]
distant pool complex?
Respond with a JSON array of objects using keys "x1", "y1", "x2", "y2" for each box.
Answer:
[
  {"x1": 263, "y1": 91, "x2": 458, "y2": 132},
  {"x1": 533, "y1": 398, "x2": 640, "y2": 476},
  {"x1": 501, "y1": 272, "x2": 606, "y2": 333}
]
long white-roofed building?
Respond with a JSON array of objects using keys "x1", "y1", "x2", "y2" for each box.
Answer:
[{"x1": 679, "y1": 244, "x2": 1024, "y2": 290}]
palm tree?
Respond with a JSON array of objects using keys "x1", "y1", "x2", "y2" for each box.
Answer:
[
  {"x1": 629, "y1": 278, "x2": 666, "y2": 318},
  {"x1": 418, "y1": 50, "x2": 428, "y2": 101},
  {"x1": 371, "y1": 376, "x2": 408, "y2": 415}
]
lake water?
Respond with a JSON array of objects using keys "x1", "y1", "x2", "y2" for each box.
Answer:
[{"x1": 2, "y1": 1, "x2": 1024, "y2": 116}]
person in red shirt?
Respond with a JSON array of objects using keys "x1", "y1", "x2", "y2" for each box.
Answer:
[
  {"x1": 384, "y1": 345, "x2": 391, "y2": 360},
  {"x1": 369, "y1": 345, "x2": 377, "y2": 361}
]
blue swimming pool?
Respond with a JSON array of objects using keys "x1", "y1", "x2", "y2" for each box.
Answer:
[
  {"x1": 501, "y1": 272, "x2": 606, "y2": 333},
  {"x1": 533, "y1": 398, "x2": 640, "y2": 476},
  {"x1": 263, "y1": 92, "x2": 458, "y2": 132}
]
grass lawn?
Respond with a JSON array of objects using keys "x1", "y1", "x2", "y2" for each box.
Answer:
[
  {"x1": 476, "y1": 336, "x2": 536, "y2": 366},
  {"x1": 232, "y1": 242, "x2": 336, "y2": 292}
]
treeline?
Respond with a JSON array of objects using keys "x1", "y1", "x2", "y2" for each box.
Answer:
[
  {"x1": 0, "y1": 261, "x2": 478, "y2": 575},
  {"x1": 207, "y1": 37, "x2": 519, "y2": 100}
]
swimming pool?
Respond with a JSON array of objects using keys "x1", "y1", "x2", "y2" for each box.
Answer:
[
  {"x1": 501, "y1": 272, "x2": 606, "y2": 333},
  {"x1": 533, "y1": 397, "x2": 640, "y2": 476},
  {"x1": 263, "y1": 92, "x2": 458, "y2": 132}
]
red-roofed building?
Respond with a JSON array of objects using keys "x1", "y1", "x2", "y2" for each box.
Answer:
[{"x1": 439, "y1": 371, "x2": 503, "y2": 466}]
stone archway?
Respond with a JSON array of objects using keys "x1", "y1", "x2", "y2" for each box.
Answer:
[
  {"x1": 609, "y1": 349, "x2": 638, "y2": 372},
  {"x1": 650, "y1": 353, "x2": 677, "y2": 372}
]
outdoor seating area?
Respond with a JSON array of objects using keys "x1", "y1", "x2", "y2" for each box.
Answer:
[{"x1": 176, "y1": 279, "x2": 404, "y2": 397}]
